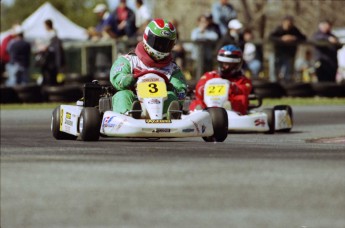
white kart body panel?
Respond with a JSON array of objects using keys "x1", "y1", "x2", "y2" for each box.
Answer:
[
  {"x1": 204, "y1": 78, "x2": 230, "y2": 108},
  {"x1": 58, "y1": 72, "x2": 217, "y2": 138},
  {"x1": 226, "y1": 110, "x2": 269, "y2": 132},
  {"x1": 59, "y1": 105, "x2": 83, "y2": 136},
  {"x1": 199, "y1": 78, "x2": 293, "y2": 132},
  {"x1": 100, "y1": 110, "x2": 214, "y2": 138},
  {"x1": 136, "y1": 74, "x2": 167, "y2": 120}
]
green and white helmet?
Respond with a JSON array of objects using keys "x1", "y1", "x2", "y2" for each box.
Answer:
[{"x1": 143, "y1": 18, "x2": 177, "y2": 60}]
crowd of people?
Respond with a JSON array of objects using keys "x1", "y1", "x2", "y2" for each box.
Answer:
[
  {"x1": 0, "y1": 0, "x2": 343, "y2": 89},
  {"x1": 188, "y1": 0, "x2": 343, "y2": 84}
]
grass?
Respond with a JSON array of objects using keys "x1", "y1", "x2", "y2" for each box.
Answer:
[{"x1": 1, "y1": 97, "x2": 345, "y2": 110}]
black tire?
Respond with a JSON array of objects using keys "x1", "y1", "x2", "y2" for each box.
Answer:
[
  {"x1": 51, "y1": 106, "x2": 78, "y2": 140},
  {"x1": 13, "y1": 84, "x2": 43, "y2": 103},
  {"x1": 311, "y1": 82, "x2": 345, "y2": 97},
  {"x1": 263, "y1": 108, "x2": 275, "y2": 134},
  {"x1": 79, "y1": 107, "x2": 101, "y2": 141},
  {"x1": 252, "y1": 80, "x2": 286, "y2": 98},
  {"x1": 274, "y1": 105, "x2": 293, "y2": 132},
  {"x1": 0, "y1": 86, "x2": 20, "y2": 103},
  {"x1": 281, "y1": 83, "x2": 315, "y2": 97},
  {"x1": 202, "y1": 107, "x2": 228, "y2": 142},
  {"x1": 42, "y1": 85, "x2": 83, "y2": 102}
]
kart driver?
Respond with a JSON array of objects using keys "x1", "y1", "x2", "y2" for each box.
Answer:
[
  {"x1": 110, "y1": 18, "x2": 187, "y2": 119},
  {"x1": 189, "y1": 44, "x2": 252, "y2": 115}
]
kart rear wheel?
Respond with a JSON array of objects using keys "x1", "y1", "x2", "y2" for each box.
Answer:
[
  {"x1": 203, "y1": 107, "x2": 228, "y2": 142},
  {"x1": 274, "y1": 105, "x2": 293, "y2": 132},
  {"x1": 79, "y1": 107, "x2": 101, "y2": 141},
  {"x1": 51, "y1": 106, "x2": 78, "y2": 140},
  {"x1": 263, "y1": 108, "x2": 275, "y2": 134}
]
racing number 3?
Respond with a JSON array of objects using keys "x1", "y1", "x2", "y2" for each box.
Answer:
[
  {"x1": 148, "y1": 83, "x2": 158, "y2": 93},
  {"x1": 137, "y1": 81, "x2": 167, "y2": 98}
]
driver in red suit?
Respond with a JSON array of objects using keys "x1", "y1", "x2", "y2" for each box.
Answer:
[{"x1": 189, "y1": 44, "x2": 252, "y2": 115}]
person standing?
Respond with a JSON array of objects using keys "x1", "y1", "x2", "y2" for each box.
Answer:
[
  {"x1": 312, "y1": 19, "x2": 342, "y2": 82},
  {"x1": 135, "y1": 0, "x2": 152, "y2": 38},
  {"x1": 88, "y1": 3, "x2": 117, "y2": 40},
  {"x1": 211, "y1": 0, "x2": 238, "y2": 36},
  {"x1": 39, "y1": 19, "x2": 65, "y2": 86},
  {"x1": 112, "y1": 0, "x2": 137, "y2": 39},
  {"x1": 269, "y1": 15, "x2": 306, "y2": 83},
  {"x1": 6, "y1": 26, "x2": 31, "y2": 86},
  {"x1": 191, "y1": 14, "x2": 220, "y2": 73}
]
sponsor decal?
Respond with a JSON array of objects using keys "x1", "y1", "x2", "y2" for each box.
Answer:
[
  {"x1": 161, "y1": 30, "x2": 171, "y2": 37},
  {"x1": 201, "y1": 124, "x2": 206, "y2": 133},
  {"x1": 113, "y1": 63, "x2": 124, "y2": 72},
  {"x1": 148, "y1": 99, "x2": 161, "y2": 104},
  {"x1": 103, "y1": 116, "x2": 117, "y2": 128},
  {"x1": 65, "y1": 119, "x2": 73, "y2": 126},
  {"x1": 254, "y1": 119, "x2": 266, "y2": 126},
  {"x1": 145, "y1": 119, "x2": 172, "y2": 124},
  {"x1": 191, "y1": 121, "x2": 200, "y2": 134},
  {"x1": 152, "y1": 128, "x2": 170, "y2": 133},
  {"x1": 142, "y1": 78, "x2": 160, "y2": 82},
  {"x1": 66, "y1": 112, "x2": 71, "y2": 119},
  {"x1": 182, "y1": 128, "x2": 194, "y2": 133},
  {"x1": 60, "y1": 108, "x2": 63, "y2": 130}
]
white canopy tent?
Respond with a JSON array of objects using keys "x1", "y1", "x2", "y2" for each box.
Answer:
[{"x1": 0, "y1": 2, "x2": 88, "y2": 42}]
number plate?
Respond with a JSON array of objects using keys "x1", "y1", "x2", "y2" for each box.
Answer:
[
  {"x1": 206, "y1": 84, "x2": 226, "y2": 96},
  {"x1": 137, "y1": 82, "x2": 167, "y2": 98}
]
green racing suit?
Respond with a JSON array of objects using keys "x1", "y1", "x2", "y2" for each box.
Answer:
[{"x1": 109, "y1": 52, "x2": 187, "y2": 115}]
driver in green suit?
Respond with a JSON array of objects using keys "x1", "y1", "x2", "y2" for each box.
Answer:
[{"x1": 110, "y1": 18, "x2": 187, "y2": 119}]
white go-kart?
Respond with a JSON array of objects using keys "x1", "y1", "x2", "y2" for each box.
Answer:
[
  {"x1": 187, "y1": 78, "x2": 293, "y2": 134},
  {"x1": 51, "y1": 71, "x2": 228, "y2": 142}
]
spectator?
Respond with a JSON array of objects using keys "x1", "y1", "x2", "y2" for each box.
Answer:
[
  {"x1": 6, "y1": 26, "x2": 31, "y2": 86},
  {"x1": 36, "y1": 19, "x2": 65, "y2": 86},
  {"x1": 217, "y1": 19, "x2": 244, "y2": 51},
  {"x1": 135, "y1": 0, "x2": 152, "y2": 39},
  {"x1": 205, "y1": 12, "x2": 222, "y2": 39},
  {"x1": 269, "y1": 15, "x2": 306, "y2": 83},
  {"x1": 211, "y1": 0, "x2": 238, "y2": 36},
  {"x1": 0, "y1": 24, "x2": 20, "y2": 84},
  {"x1": 242, "y1": 28, "x2": 263, "y2": 79},
  {"x1": 112, "y1": 0, "x2": 137, "y2": 40},
  {"x1": 312, "y1": 19, "x2": 342, "y2": 82},
  {"x1": 88, "y1": 3, "x2": 117, "y2": 40},
  {"x1": 191, "y1": 14, "x2": 220, "y2": 73},
  {"x1": 294, "y1": 49, "x2": 317, "y2": 82},
  {"x1": 171, "y1": 19, "x2": 186, "y2": 71}
]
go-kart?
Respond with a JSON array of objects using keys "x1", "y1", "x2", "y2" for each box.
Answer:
[
  {"x1": 51, "y1": 71, "x2": 228, "y2": 142},
  {"x1": 186, "y1": 78, "x2": 293, "y2": 134}
]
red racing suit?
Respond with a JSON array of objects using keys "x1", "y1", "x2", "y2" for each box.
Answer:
[{"x1": 189, "y1": 70, "x2": 252, "y2": 115}]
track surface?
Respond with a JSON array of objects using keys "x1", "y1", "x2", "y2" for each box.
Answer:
[{"x1": 1, "y1": 106, "x2": 345, "y2": 228}]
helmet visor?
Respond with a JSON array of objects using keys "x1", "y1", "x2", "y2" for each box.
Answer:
[{"x1": 146, "y1": 30, "x2": 175, "y2": 53}]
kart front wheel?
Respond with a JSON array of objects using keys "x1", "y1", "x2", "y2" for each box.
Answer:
[
  {"x1": 203, "y1": 107, "x2": 228, "y2": 142},
  {"x1": 263, "y1": 108, "x2": 275, "y2": 134},
  {"x1": 51, "y1": 106, "x2": 78, "y2": 140},
  {"x1": 79, "y1": 107, "x2": 101, "y2": 141},
  {"x1": 274, "y1": 105, "x2": 293, "y2": 132}
]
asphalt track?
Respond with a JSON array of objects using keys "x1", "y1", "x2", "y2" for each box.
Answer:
[{"x1": 1, "y1": 105, "x2": 345, "y2": 228}]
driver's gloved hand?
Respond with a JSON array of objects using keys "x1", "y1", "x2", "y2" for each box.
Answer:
[
  {"x1": 119, "y1": 74, "x2": 135, "y2": 89},
  {"x1": 166, "y1": 83, "x2": 175, "y2": 92}
]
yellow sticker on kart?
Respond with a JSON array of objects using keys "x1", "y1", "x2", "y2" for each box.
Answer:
[
  {"x1": 137, "y1": 81, "x2": 167, "y2": 98},
  {"x1": 206, "y1": 84, "x2": 226, "y2": 96}
]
